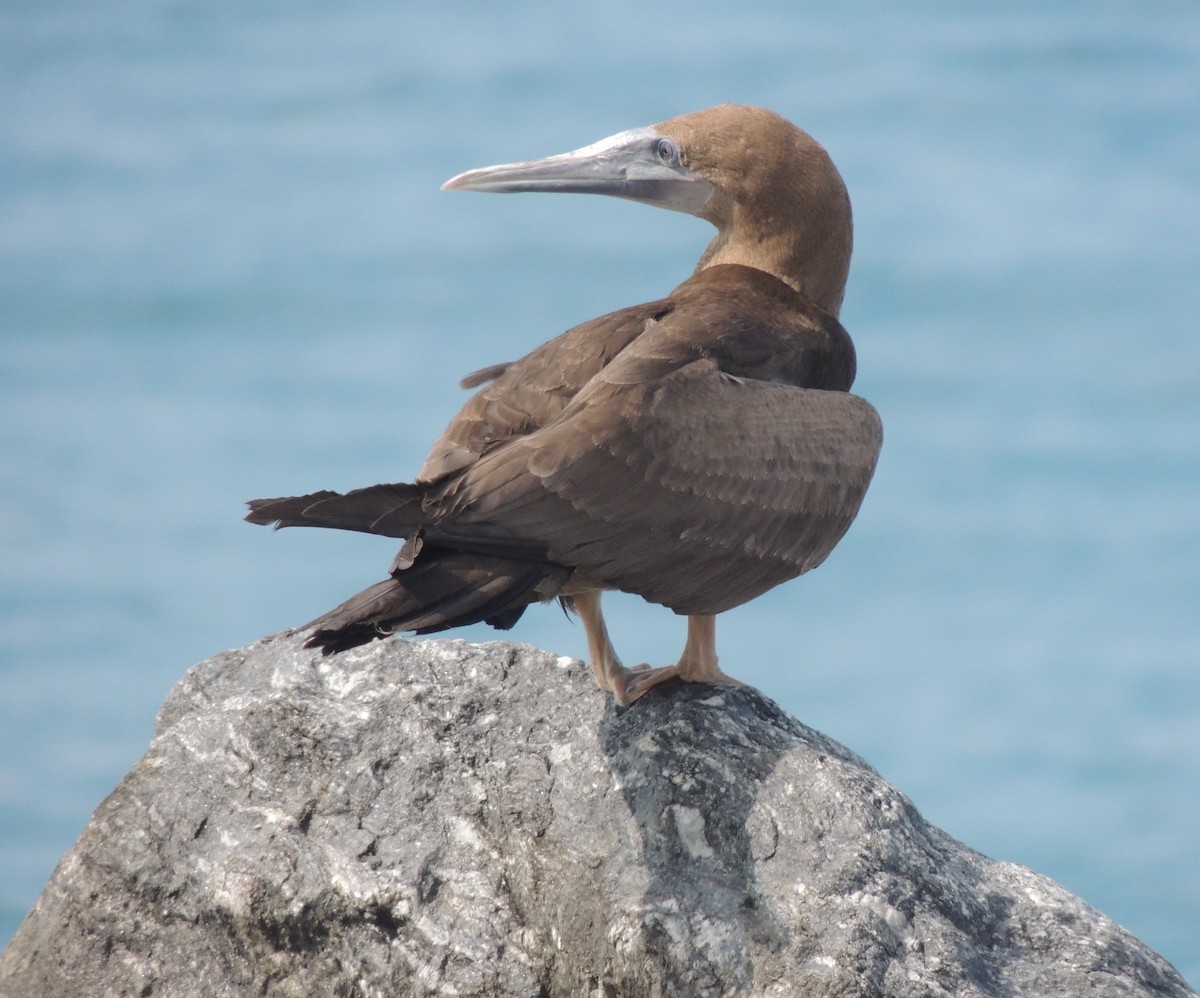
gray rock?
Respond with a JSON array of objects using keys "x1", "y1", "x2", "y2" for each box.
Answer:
[{"x1": 1, "y1": 634, "x2": 1193, "y2": 997}]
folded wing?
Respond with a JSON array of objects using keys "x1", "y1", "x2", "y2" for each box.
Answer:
[{"x1": 451, "y1": 355, "x2": 882, "y2": 615}]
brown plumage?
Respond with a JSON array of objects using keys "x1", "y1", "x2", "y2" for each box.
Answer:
[{"x1": 246, "y1": 104, "x2": 882, "y2": 705}]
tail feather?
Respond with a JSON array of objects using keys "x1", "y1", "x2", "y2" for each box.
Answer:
[
  {"x1": 300, "y1": 548, "x2": 569, "y2": 655},
  {"x1": 248, "y1": 483, "x2": 553, "y2": 561},
  {"x1": 246, "y1": 483, "x2": 425, "y2": 538}
]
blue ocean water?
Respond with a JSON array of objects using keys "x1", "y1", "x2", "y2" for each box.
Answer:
[{"x1": 2, "y1": 0, "x2": 1198, "y2": 981}]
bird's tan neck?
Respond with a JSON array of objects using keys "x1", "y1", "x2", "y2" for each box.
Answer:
[{"x1": 695, "y1": 222, "x2": 850, "y2": 318}]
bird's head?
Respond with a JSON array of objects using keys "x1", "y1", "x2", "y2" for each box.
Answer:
[{"x1": 443, "y1": 104, "x2": 852, "y2": 315}]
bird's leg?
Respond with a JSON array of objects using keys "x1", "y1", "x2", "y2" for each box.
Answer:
[
  {"x1": 620, "y1": 614, "x2": 744, "y2": 705},
  {"x1": 574, "y1": 597, "x2": 741, "y2": 707},
  {"x1": 573, "y1": 590, "x2": 636, "y2": 697}
]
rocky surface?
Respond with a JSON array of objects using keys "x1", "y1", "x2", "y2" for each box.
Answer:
[{"x1": 1, "y1": 633, "x2": 1193, "y2": 997}]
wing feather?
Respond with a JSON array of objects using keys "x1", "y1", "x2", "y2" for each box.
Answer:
[
  {"x1": 456, "y1": 355, "x2": 881, "y2": 615},
  {"x1": 417, "y1": 300, "x2": 668, "y2": 482}
]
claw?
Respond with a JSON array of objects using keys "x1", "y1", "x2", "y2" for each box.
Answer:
[{"x1": 618, "y1": 664, "x2": 682, "y2": 705}]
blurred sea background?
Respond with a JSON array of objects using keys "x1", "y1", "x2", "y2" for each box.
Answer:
[{"x1": 1, "y1": 0, "x2": 1197, "y2": 981}]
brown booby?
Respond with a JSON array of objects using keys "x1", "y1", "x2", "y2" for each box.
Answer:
[{"x1": 247, "y1": 104, "x2": 882, "y2": 706}]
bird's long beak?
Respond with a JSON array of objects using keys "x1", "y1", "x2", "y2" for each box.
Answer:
[{"x1": 442, "y1": 125, "x2": 714, "y2": 217}]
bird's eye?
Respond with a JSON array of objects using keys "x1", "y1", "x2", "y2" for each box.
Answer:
[{"x1": 656, "y1": 137, "x2": 680, "y2": 166}]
